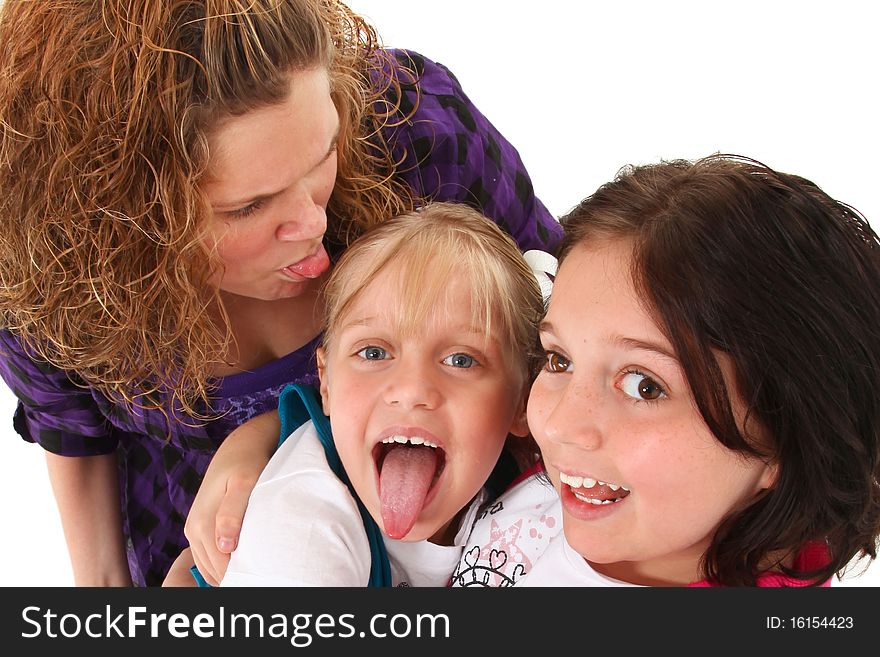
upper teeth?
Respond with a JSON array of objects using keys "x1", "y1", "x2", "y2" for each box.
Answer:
[
  {"x1": 559, "y1": 471, "x2": 629, "y2": 492},
  {"x1": 381, "y1": 435, "x2": 439, "y2": 448}
]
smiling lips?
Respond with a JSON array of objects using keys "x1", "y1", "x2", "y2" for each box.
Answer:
[{"x1": 282, "y1": 243, "x2": 330, "y2": 280}]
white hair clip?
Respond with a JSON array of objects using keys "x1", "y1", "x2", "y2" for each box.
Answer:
[{"x1": 523, "y1": 250, "x2": 558, "y2": 304}]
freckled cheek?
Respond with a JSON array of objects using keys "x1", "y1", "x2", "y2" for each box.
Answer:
[
  {"x1": 629, "y1": 425, "x2": 740, "y2": 518},
  {"x1": 464, "y1": 394, "x2": 515, "y2": 437},
  {"x1": 525, "y1": 385, "x2": 553, "y2": 443},
  {"x1": 328, "y1": 376, "x2": 371, "y2": 411},
  {"x1": 202, "y1": 228, "x2": 267, "y2": 287},
  {"x1": 617, "y1": 425, "x2": 695, "y2": 495},
  {"x1": 213, "y1": 224, "x2": 271, "y2": 264},
  {"x1": 326, "y1": 390, "x2": 372, "y2": 465}
]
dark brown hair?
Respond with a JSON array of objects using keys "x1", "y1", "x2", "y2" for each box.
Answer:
[{"x1": 559, "y1": 154, "x2": 880, "y2": 585}]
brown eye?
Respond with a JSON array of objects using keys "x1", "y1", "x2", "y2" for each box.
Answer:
[
  {"x1": 620, "y1": 371, "x2": 666, "y2": 401},
  {"x1": 545, "y1": 352, "x2": 571, "y2": 373}
]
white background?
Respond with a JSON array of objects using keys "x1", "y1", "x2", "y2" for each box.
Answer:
[{"x1": 0, "y1": 0, "x2": 877, "y2": 586}]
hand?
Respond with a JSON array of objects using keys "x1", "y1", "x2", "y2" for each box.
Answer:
[
  {"x1": 185, "y1": 450, "x2": 264, "y2": 585},
  {"x1": 184, "y1": 410, "x2": 280, "y2": 585}
]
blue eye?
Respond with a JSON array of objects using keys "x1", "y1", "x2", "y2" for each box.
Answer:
[
  {"x1": 543, "y1": 351, "x2": 572, "y2": 373},
  {"x1": 443, "y1": 353, "x2": 477, "y2": 368},
  {"x1": 357, "y1": 346, "x2": 388, "y2": 361},
  {"x1": 620, "y1": 371, "x2": 666, "y2": 401}
]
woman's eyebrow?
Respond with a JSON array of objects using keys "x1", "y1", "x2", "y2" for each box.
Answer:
[
  {"x1": 211, "y1": 125, "x2": 341, "y2": 211},
  {"x1": 322, "y1": 125, "x2": 340, "y2": 162}
]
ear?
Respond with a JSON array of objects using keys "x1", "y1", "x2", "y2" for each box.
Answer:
[
  {"x1": 508, "y1": 388, "x2": 530, "y2": 438},
  {"x1": 757, "y1": 458, "x2": 779, "y2": 491},
  {"x1": 316, "y1": 346, "x2": 331, "y2": 415}
]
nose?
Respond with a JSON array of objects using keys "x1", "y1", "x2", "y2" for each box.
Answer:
[
  {"x1": 276, "y1": 196, "x2": 327, "y2": 243},
  {"x1": 382, "y1": 356, "x2": 442, "y2": 411},
  {"x1": 537, "y1": 377, "x2": 604, "y2": 451}
]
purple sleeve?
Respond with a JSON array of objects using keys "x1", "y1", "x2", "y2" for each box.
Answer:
[
  {"x1": 380, "y1": 49, "x2": 562, "y2": 254},
  {"x1": 0, "y1": 329, "x2": 116, "y2": 455}
]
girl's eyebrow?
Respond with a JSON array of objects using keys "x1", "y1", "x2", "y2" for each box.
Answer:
[
  {"x1": 339, "y1": 316, "x2": 377, "y2": 329},
  {"x1": 538, "y1": 320, "x2": 556, "y2": 335},
  {"x1": 539, "y1": 321, "x2": 678, "y2": 362},
  {"x1": 341, "y1": 317, "x2": 493, "y2": 337},
  {"x1": 614, "y1": 336, "x2": 678, "y2": 363}
]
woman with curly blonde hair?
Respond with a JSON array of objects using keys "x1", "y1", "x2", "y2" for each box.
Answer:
[{"x1": 0, "y1": 0, "x2": 560, "y2": 586}]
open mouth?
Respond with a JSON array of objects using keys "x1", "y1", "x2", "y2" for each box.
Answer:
[
  {"x1": 373, "y1": 436, "x2": 447, "y2": 539},
  {"x1": 559, "y1": 472, "x2": 630, "y2": 506}
]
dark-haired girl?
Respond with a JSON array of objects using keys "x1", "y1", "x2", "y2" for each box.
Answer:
[{"x1": 454, "y1": 155, "x2": 880, "y2": 587}]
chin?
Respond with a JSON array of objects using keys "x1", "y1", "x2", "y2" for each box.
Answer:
[
  {"x1": 395, "y1": 530, "x2": 431, "y2": 543},
  {"x1": 378, "y1": 514, "x2": 445, "y2": 543},
  {"x1": 223, "y1": 280, "x2": 312, "y2": 302},
  {"x1": 378, "y1": 517, "x2": 430, "y2": 543},
  {"x1": 562, "y1": 523, "x2": 613, "y2": 562},
  {"x1": 268, "y1": 279, "x2": 315, "y2": 299},
  {"x1": 407, "y1": 521, "x2": 443, "y2": 543}
]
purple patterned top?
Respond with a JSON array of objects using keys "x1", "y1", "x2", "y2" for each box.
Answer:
[{"x1": 0, "y1": 50, "x2": 562, "y2": 586}]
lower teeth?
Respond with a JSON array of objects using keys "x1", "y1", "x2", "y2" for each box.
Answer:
[{"x1": 573, "y1": 492, "x2": 621, "y2": 505}]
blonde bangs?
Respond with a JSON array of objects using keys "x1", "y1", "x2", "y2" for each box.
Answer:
[{"x1": 323, "y1": 203, "x2": 543, "y2": 381}]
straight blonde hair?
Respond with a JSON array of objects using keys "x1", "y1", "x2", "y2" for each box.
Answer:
[{"x1": 323, "y1": 202, "x2": 544, "y2": 384}]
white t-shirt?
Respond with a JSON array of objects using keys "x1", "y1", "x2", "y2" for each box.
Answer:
[
  {"x1": 451, "y1": 470, "x2": 563, "y2": 587},
  {"x1": 452, "y1": 471, "x2": 638, "y2": 587},
  {"x1": 516, "y1": 531, "x2": 640, "y2": 587},
  {"x1": 222, "y1": 421, "x2": 484, "y2": 587}
]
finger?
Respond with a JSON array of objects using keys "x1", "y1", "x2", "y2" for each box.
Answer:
[
  {"x1": 188, "y1": 539, "x2": 216, "y2": 586},
  {"x1": 185, "y1": 515, "x2": 219, "y2": 585},
  {"x1": 192, "y1": 528, "x2": 229, "y2": 586},
  {"x1": 206, "y1": 551, "x2": 229, "y2": 586},
  {"x1": 214, "y1": 475, "x2": 256, "y2": 553}
]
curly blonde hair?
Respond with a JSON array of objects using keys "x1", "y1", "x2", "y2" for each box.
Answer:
[{"x1": 0, "y1": 0, "x2": 416, "y2": 418}]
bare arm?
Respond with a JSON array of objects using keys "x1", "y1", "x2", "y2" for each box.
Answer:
[
  {"x1": 185, "y1": 409, "x2": 279, "y2": 585},
  {"x1": 162, "y1": 547, "x2": 198, "y2": 587},
  {"x1": 45, "y1": 452, "x2": 132, "y2": 586}
]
